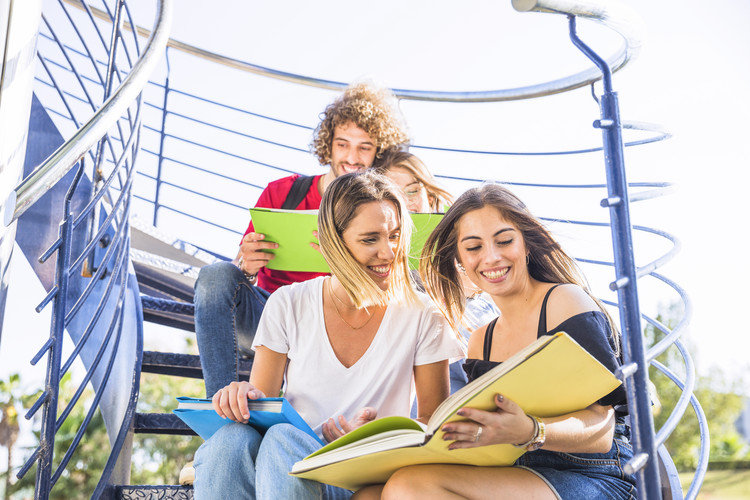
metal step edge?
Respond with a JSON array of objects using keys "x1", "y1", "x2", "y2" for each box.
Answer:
[
  {"x1": 134, "y1": 412, "x2": 195, "y2": 435},
  {"x1": 115, "y1": 484, "x2": 193, "y2": 499}
]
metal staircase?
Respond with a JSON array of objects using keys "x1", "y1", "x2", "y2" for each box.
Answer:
[{"x1": 0, "y1": 0, "x2": 708, "y2": 499}]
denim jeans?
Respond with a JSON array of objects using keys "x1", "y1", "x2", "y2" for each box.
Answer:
[
  {"x1": 514, "y1": 420, "x2": 637, "y2": 499},
  {"x1": 193, "y1": 422, "x2": 352, "y2": 500},
  {"x1": 194, "y1": 261, "x2": 270, "y2": 397}
]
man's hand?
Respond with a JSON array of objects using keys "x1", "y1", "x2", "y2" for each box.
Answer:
[{"x1": 238, "y1": 232, "x2": 278, "y2": 276}]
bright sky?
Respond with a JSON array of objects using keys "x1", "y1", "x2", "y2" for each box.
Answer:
[
  {"x1": 2, "y1": 0, "x2": 749, "y2": 483},
  {"x1": 3, "y1": 0, "x2": 749, "y2": 406},
  {"x1": 159, "y1": 0, "x2": 750, "y2": 383}
]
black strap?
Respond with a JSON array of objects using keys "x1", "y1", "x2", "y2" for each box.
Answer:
[
  {"x1": 483, "y1": 317, "x2": 499, "y2": 361},
  {"x1": 281, "y1": 175, "x2": 315, "y2": 210},
  {"x1": 537, "y1": 284, "x2": 563, "y2": 337}
]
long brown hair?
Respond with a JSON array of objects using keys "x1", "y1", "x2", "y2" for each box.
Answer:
[{"x1": 420, "y1": 183, "x2": 620, "y2": 352}]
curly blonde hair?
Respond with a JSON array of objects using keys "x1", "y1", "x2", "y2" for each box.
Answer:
[{"x1": 312, "y1": 83, "x2": 410, "y2": 166}]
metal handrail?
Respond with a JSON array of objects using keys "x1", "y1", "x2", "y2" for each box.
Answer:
[
  {"x1": 68, "y1": 0, "x2": 642, "y2": 103},
  {"x1": 2, "y1": 0, "x2": 172, "y2": 227}
]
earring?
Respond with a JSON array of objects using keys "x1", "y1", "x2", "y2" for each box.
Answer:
[{"x1": 457, "y1": 262, "x2": 466, "y2": 273}]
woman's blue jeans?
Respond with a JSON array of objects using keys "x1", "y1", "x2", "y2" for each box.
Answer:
[
  {"x1": 193, "y1": 422, "x2": 352, "y2": 500},
  {"x1": 193, "y1": 261, "x2": 270, "y2": 397}
]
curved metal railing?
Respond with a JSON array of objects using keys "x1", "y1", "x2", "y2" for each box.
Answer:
[
  {"x1": 16, "y1": 0, "x2": 704, "y2": 498},
  {"x1": 6, "y1": 1, "x2": 172, "y2": 498},
  {"x1": 127, "y1": 1, "x2": 701, "y2": 498}
]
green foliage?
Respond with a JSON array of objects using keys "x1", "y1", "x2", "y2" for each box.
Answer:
[
  {"x1": 646, "y1": 303, "x2": 750, "y2": 471},
  {"x1": 130, "y1": 372, "x2": 204, "y2": 485},
  {"x1": 1, "y1": 357, "x2": 206, "y2": 499},
  {"x1": 1, "y1": 373, "x2": 42, "y2": 500}
]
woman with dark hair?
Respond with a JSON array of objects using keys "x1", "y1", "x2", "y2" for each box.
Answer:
[
  {"x1": 193, "y1": 171, "x2": 461, "y2": 500},
  {"x1": 375, "y1": 151, "x2": 499, "y2": 394},
  {"x1": 354, "y1": 183, "x2": 635, "y2": 499}
]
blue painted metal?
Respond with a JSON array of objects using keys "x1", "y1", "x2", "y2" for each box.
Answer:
[
  {"x1": 3, "y1": 1, "x2": 171, "y2": 498},
  {"x1": 567, "y1": 14, "x2": 660, "y2": 498},
  {"x1": 5, "y1": 0, "x2": 706, "y2": 498}
]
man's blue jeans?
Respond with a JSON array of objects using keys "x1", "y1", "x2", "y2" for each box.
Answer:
[
  {"x1": 193, "y1": 422, "x2": 352, "y2": 499},
  {"x1": 194, "y1": 261, "x2": 270, "y2": 397}
]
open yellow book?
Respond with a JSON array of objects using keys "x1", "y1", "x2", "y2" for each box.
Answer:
[{"x1": 290, "y1": 331, "x2": 621, "y2": 491}]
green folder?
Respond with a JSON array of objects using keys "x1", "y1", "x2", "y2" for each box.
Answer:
[
  {"x1": 249, "y1": 208, "x2": 329, "y2": 273},
  {"x1": 248, "y1": 208, "x2": 444, "y2": 273},
  {"x1": 408, "y1": 213, "x2": 443, "y2": 270}
]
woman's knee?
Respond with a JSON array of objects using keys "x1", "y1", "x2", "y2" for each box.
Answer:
[
  {"x1": 382, "y1": 466, "x2": 437, "y2": 499},
  {"x1": 197, "y1": 422, "x2": 262, "y2": 464}
]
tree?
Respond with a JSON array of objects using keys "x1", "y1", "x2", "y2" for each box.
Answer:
[
  {"x1": 0, "y1": 374, "x2": 21, "y2": 500},
  {"x1": 646, "y1": 303, "x2": 749, "y2": 470},
  {"x1": 0, "y1": 373, "x2": 42, "y2": 500},
  {"x1": 1, "y1": 366, "x2": 205, "y2": 499}
]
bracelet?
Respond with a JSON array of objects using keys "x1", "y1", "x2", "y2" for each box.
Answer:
[
  {"x1": 513, "y1": 415, "x2": 546, "y2": 451},
  {"x1": 237, "y1": 257, "x2": 258, "y2": 284}
]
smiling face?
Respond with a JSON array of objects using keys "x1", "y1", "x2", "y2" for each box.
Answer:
[
  {"x1": 341, "y1": 200, "x2": 401, "y2": 291},
  {"x1": 456, "y1": 205, "x2": 530, "y2": 297},
  {"x1": 329, "y1": 121, "x2": 377, "y2": 177},
  {"x1": 384, "y1": 166, "x2": 433, "y2": 213}
]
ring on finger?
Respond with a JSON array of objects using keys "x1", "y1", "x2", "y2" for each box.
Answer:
[{"x1": 474, "y1": 425, "x2": 483, "y2": 442}]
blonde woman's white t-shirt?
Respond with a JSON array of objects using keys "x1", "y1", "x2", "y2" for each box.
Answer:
[{"x1": 252, "y1": 276, "x2": 462, "y2": 439}]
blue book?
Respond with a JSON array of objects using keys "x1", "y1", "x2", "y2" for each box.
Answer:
[{"x1": 173, "y1": 396, "x2": 325, "y2": 445}]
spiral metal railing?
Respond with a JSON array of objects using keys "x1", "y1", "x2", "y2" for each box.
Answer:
[
  {"x1": 5, "y1": 0, "x2": 705, "y2": 498},
  {"x1": 130, "y1": 1, "x2": 705, "y2": 498},
  {"x1": 3, "y1": 0, "x2": 172, "y2": 498}
]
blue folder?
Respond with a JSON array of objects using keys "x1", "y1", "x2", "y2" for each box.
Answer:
[{"x1": 173, "y1": 396, "x2": 324, "y2": 445}]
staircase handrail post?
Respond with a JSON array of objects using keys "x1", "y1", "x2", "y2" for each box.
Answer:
[{"x1": 566, "y1": 14, "x2": 660, "y2": 498}]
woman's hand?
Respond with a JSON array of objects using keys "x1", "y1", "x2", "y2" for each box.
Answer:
[
  {"x1": 211, "y1": 381, "x2": 266, "y2": 423},
  {"x1": 441, "y1": 394, "x2": 535, "y2": 450},
  {"x1": 310, "y1": 230, "x2": 322, "y2": 254},
  {"x1": 321, "y1": 407, "x2": 377, "y2": 443}
]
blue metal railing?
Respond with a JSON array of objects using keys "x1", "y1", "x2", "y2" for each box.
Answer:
[
  {"x1": 7, "y1": 0, "x2": 704, "y2": 498},
  {"x1": 4, "y1": 1, "x2": 171, "y2": 498},
  {"x1": 128, "y1": 2, "x2": 704, "y2": 498}
]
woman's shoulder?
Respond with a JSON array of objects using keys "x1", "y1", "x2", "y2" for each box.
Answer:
[{"x1": 543, "y1": 283, "x2": 599, "y2": 330}]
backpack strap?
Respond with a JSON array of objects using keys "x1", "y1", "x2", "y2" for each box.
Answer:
[{"x1": 281, "y1": 175, "x2": 315, "y2": 210}]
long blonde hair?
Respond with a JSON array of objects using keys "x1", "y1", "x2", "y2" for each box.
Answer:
[{"x1": 318, "y1": 170, "x2": 418, "y2": 308}]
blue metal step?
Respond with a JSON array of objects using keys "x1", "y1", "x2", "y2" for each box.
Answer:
[
  {"x1": 142, "y1": 351, "x2": 252, "y2": 379},
  {"x1": 134, "y1": 412, "x2": 194, "y2": 435}
]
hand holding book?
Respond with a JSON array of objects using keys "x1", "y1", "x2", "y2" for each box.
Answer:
[
  {"x1": 291, "y1": 332, "x2": 622, "y2": 491},
  {"x1": 322, "y1": 407, "x2": 378, "y2": 443},
  {"x1": 441, "y1": 393, "x2": 538, "y2": 451},
  {"x1": 212, "y1": 380, "x2": 267, "y2": 423}
]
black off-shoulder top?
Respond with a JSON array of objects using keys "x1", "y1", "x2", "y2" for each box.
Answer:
[{"x1": 462, "y1": 285, "x2": 627, "y2": 410}]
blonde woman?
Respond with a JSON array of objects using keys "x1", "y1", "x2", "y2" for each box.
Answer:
[
  {"x1": 193, "y1": 171, "x2": 462, "y2": 500},
  {"x1": 375, "y1": 150, "x2": 452, "y2": 213}
]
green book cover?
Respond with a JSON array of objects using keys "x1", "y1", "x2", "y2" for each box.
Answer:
[
  {"x1": 249, "y1": 208, "x2": 329, "y2": 273},
  {"x1": 248, "y1": 208, "x2": 444, "y2": 273}
]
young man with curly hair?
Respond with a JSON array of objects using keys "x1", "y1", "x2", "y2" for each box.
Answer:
[{"x1": 193, "y1": 83, "x2": 410, "y2": 398}]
